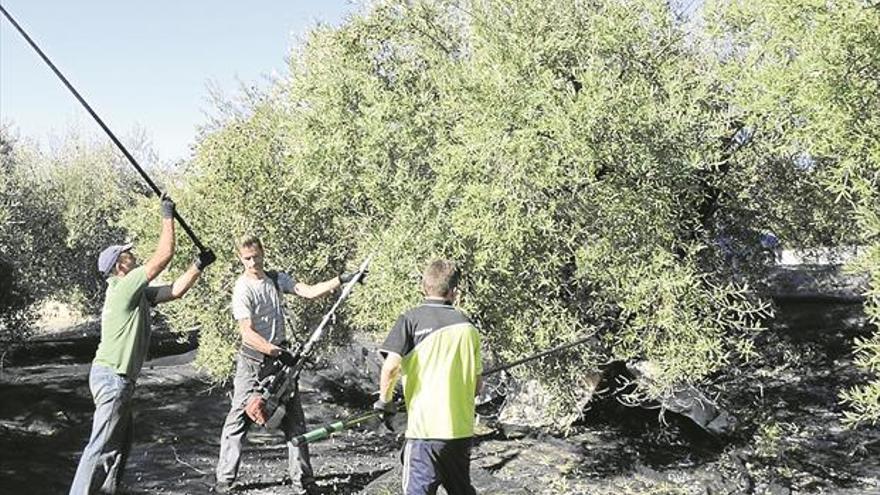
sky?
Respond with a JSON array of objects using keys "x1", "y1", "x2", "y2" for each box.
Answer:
[{"x1": 1, "y1": 1, "x2": 355, "y2": 164}]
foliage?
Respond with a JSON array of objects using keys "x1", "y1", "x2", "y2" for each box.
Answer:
[
  {"x1": 0, "y1": 126, "x2": 148, "y2": 351},
  {"x1": 703, "y1": 0, "x2": 880, "y2": 426},
  {"x1": 136, "y1": 0, "x2": 828, "y2": 421},
  {"x1": 6, "y1": 0, "x2": 873, "y2": 426},
  {"x1": 0, "y1": 130, "x2": 37, "y2": 348}
]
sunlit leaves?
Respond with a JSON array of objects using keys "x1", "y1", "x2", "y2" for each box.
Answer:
[
  {"x1": 139, "y1": 0, "x2": 784, "y2": 418},
  {"x1": 705, "y1": 0, "x2": 880, "y2": 426}
]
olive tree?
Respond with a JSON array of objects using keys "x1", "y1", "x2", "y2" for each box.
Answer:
[
  {"x1": 703, "y1": 0, "x2": 880, "y2": 426},
  {"x1": 142, "y1": 0, "x2": 791, "y2": 418},
  {"x1": 0, "y1": 126, "x2": 149, "y2": 352},
  {"x1": 120, "y1": 0, "x2": 872, "y2": 425}
]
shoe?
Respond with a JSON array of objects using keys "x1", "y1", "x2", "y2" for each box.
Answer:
[
  {"x1": 214, "y1": 481, "x2": 236, "y2": 493},
  {"x1": 287, "y1": 480, "x2": 319, "y2": 495}
]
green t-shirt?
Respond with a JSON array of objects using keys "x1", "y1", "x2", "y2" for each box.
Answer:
[
  {"x1": 93, "y1": 266, "x2": 156, "y2": 379},
  {"x1": 380, "y1": 300, "x2": 482, "y2": 439}
]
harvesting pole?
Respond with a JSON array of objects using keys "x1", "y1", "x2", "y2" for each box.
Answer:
[
  {"x1": 0, "y1": 3, "x2": 208, "y2": 252},
  {"x1": 290, "y1": 324, "x2": 609, "y2": 446}
]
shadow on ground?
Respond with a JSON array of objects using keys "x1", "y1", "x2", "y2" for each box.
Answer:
[{"x1": 2, "y1": 268, "x2": 880, "y2": 494}]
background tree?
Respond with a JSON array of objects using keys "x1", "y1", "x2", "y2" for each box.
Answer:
[
  {"x1": 703, "y1": 0, "x2": 879, "y2": 426},
  {"x1": 0, "y1": 126, "x2": 152, "y2": 353},
  {"x1": 0, "y1": 129, "x2": 38, "y2": 350}
]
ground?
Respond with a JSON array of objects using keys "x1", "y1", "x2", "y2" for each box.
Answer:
[{"x1": 1, "y1": 267, "x2": 879, "y2": 494}]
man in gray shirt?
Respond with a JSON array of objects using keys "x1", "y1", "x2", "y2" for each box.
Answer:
[{"x1": 215, "y1": 234, "x2": 359, "y2": 494}]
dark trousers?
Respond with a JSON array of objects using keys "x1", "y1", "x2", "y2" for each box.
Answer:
[{"x1": 401, "y1": 438, "x2": 476, "y2": 495}]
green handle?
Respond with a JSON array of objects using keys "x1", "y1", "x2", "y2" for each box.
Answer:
[{"x1": 291, "y1": 411, "x2": 381, "y2": 446}]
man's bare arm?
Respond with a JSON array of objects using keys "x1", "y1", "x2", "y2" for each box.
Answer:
[
  {"x1": 238, "y1": 318, "x2": 281, "y2": 357},
  {"x1": 144, "y1": 218, "x2": 174, "y2": 282},
  {"x1": 379, "y1": 352, "x2": 402, "y2": 402},
  {"x1": 150, "y1": 265, "x2": 203, "y2": 304},
  {"x1": 293, "y1": 276, "x2": 342, "y2": 299}
]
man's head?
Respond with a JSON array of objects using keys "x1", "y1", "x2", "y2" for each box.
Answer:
[
  {"x1": 97, "y1": 243, "x2": 135, "y2": 278},
  {"x1": 236, "y1": 234, "x2": 265, "y2": 277},
  {"x1": 421, "y1": 259, "x2": 460, "y2": 299}
]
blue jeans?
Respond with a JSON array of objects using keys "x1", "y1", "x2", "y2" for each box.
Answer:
[{"x1": 69, "y1": 364, "x2": 135, "y2": 495}]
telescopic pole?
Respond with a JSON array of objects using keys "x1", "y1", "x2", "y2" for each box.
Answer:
[
  {"x1": 291, "y1": 324, "x2": 607, "y2": 446},
  {"x1": 0, "y1": 3, "x2": 207, "y2": 252},
  {"x1": 290, "y1": 254, "x2": 374, "y2": 379}
]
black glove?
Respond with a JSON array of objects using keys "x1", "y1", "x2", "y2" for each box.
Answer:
[
  {"x1": 160, "y1": 194, "x2": 175, "y2": 219},
  {"x1": 195, "y1": 249, "x2": 216, "y2": 271},
  {"x1": 278, "y1": 348, "x2": 299, "y2": 368},
  {"x1": 372, "y1": 398, "x2": 397, "y2": 419},
  {"x1": 339, "y1": 269, "x2": 368, "y2": 285}
]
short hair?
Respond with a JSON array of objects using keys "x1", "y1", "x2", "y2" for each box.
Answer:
[
  {"x1": 236, "y1": 234, "x2": 263, "y2": 252},
  {"x1": 421, "y1": 259, "x2": 460, "y2": 297}
]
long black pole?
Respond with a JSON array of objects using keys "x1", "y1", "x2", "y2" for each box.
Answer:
[
  {"x1": 481, "y1": 331, "x2": 600, "y2": 376},
  {"x1": 0, "y1": 4, "x2": 206, "y2": 252},
  {"x1": 291, "y1": 324, "x2": 608, "y2": 446},
  {"x1": 289, "y1": 255, "x2": 373, "y2": 380}
]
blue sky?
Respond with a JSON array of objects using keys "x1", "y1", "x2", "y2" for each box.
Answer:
[{"x1": 1, "y1": 1, "x2": 354, "y2": 163}]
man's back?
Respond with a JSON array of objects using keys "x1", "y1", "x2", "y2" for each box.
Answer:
[{"x1": 382, "y1": 300, "x2": 482, "y2": 439}]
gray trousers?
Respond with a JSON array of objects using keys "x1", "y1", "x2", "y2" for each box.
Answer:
[
  {"x1": 216, "y1": 354, "x2": 314, "y2": 487},
  {"x1": 69, "y1": 364, "x2": 135, "y2": 495}
]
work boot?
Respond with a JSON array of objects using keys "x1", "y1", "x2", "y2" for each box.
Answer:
[
  {"x1": 283, "y1": 476, "x2": 318, "y2": 495},
  {"x1": 213, "y1": 480, "x2": 236, "y2": 493}
]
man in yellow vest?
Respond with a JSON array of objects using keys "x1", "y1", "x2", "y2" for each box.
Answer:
[{"x1": 375, "y1": 259, "x2": 482, "y2": 495}]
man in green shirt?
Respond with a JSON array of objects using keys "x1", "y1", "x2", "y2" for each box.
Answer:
[
  {"x1": 70, "y1": 197, "x2": 216, "y2": 494},
  {"x1": 375, "y1": 259, "x2": 482, "y2": 495}
]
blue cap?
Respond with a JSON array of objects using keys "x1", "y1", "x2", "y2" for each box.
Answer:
[{"x1": 97, "y1": 243, "x2": 133, "y2": 277}]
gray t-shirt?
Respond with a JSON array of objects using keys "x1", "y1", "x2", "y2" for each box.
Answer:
[{"x1": 231, "y1": 271, "x2": 297, "y2": 345}]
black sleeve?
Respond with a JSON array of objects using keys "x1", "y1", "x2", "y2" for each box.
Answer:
[
  {"x1": 144, "y1": 285, "x2": 164, "y2": 306},
  {"x1": 379, "y1": 313, "x2": 414, "y2": 358}
]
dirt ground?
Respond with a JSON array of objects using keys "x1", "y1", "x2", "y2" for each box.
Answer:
[{"x1": 2, "y1": 285, "x2": 880, "y2": 494}]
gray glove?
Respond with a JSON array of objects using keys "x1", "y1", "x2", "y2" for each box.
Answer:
[
  {"x1": 160, "y1": 195, "x2": 175, "y2": 219},
  {"x1": 339, "y1": 269, "x2": 368, "y2": 285},
  {"x1": 372, "y1": 398, "x2": 397, "y2": 419}
]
